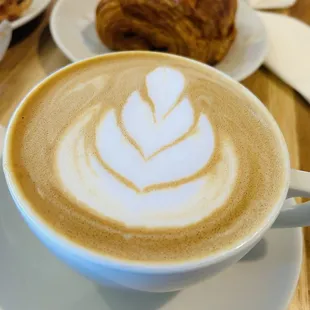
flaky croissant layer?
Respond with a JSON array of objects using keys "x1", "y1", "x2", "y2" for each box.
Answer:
[{"x1": 96, "y1": 0, "x2": 237, "y2": 65}]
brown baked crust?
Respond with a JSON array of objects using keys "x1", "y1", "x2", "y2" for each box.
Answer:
[
  {"x1": 0, "y1": 0, "x2": 32, "y2": 22},
  {"x1": 95, "y1": 0, "x2": 237, "y2": 65}
]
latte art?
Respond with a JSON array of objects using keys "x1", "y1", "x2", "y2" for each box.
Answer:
[
  {"x1": 56, "y1": 67, "x2": 238, "y2": 228},
  {"x1": 5, "y1": 53, "x2": 286, "y2": 262}
]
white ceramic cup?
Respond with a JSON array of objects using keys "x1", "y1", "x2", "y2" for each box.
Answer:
[{"x1": 3, "y1": 53, "x2": 310, "y2": 293}]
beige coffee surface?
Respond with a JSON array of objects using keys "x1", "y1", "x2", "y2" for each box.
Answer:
[{"x1": 4, "y1": 53, "x2": 287, "y2": 263}]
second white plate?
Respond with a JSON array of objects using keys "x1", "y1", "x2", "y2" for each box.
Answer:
[
  {"x1": 11, "y1": 0, "x2": 51, "y2": 29},
  {"x1": 50, "y1": 0, "x2": 268, "y2": 81}
]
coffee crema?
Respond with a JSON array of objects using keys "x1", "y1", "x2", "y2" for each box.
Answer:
[{"x1": 4, "y1": 53, "x2": 286, "y2": 263}]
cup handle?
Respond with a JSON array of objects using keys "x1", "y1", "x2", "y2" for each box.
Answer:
[{"x1": 273, "y1": 169, "x2": 310, "y2": 228}]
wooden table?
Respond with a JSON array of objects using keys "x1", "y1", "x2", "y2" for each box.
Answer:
[{"x1": 0, "y1": 1, "x2": 310, "y2": 309}]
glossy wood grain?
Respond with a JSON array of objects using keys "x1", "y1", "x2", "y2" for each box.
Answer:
[{"x1": 0, "y1": 1, "x2": 309, "y2": 309}]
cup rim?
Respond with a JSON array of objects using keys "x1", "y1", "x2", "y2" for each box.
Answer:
[{"x1": 2, "y1": 51, "x2": 291, "y2": 274}]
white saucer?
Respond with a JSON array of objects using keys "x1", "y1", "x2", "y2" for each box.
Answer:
[
  {"x1": 0, "y1": 157, "x2": 302, "y2": 310},
  {"x1": 11, "y1": 0, "x2": 51, "y2": 30},
  {"x1": 50, "y1": 0, "x2": 267, "y2": 81}
]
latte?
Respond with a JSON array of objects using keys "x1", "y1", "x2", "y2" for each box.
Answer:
[{"x1": 4, "y1": 53, "x2": 286, "y2": 263}]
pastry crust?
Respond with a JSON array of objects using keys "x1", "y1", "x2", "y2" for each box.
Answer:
[
  {"x1": 0, "y1": 0, "x2": 32, "y2": 22},
  {"x1": 96, "y1": 0, "x2": 237, "y2": 65}
]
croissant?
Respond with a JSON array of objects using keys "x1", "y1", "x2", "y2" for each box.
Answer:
[
  {"x1": 96, "y1": 0, "x2": 237, "y2": 65},
  {"x1": 0, "y1": 0, "x2": 32, "y2": 21}
]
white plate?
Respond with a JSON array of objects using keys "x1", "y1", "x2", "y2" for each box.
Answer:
[
  {"x1": 0, "y1": 123, "x2": 302, "y2": 310},
  {"x1": 50, "y1": 0, "x2": 268, "y2": 81},
  {"x1": 11, "y1": 0, "x2": 51, "y2": 30}
]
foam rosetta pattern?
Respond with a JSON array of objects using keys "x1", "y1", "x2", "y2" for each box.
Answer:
[{"x1": 56, "y1": 67, "x2": 238, "y2": 228}]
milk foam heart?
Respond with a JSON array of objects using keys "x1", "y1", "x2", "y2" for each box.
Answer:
[{"x1": 56, "y1": 67, "x2": 238, "y2": 227}]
